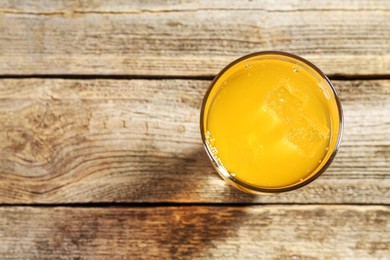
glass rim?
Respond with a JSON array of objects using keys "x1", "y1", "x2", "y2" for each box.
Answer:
[{"x1": 200, "y1": 51, "x2": 344, "y2": 194}]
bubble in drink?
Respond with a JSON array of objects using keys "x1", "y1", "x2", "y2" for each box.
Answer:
[{"x1": 293, "y1": 64, "x2": 302, "y2": 73}]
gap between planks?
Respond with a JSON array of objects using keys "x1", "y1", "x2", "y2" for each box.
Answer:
[
  {"x1": 0, "y1": 202, "x2": 389, "y2": 208},
  {"x1": 1, "y1": 74, "x2": 390, "y2": 81}
]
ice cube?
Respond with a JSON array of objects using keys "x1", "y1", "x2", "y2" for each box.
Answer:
[
  {"x1": 286, "y1": 114, "x2": 329, "y2": 157},
  {"x1": 263, "y1": 79, "x2": 308, "y2": 122}
]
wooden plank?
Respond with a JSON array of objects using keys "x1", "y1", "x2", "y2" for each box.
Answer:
[
  {"x1": 0, "y1": 78, "x2": 389, "y2": 204},
  {"x1": 0, "y1": 1, "x2": 389, "y2": 76},
  {"x1": 0, "y1": 206, "x2": 389, "y2": 258}
]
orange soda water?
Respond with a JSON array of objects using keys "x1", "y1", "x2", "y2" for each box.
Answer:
[{"x1": 201, "y1": 52, "x2": 343, "y2": 194}]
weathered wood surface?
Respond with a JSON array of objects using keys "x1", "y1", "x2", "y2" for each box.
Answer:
[
  {"x1": 0, "y1": 206, "x2": 388, "y2": 259},
  {"x1": 0, "y1": 79, "x2": 389, "y2": 204},
  {"x1": 1, "y1": 1, "x2": 389, "y2": 259},
  {"x1": 0, "y1": 0, "x2": 389, "y2": 76}
]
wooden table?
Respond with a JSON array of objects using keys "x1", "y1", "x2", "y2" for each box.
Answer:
[{"x1": 0, "y1": 1, "x2": 389, "y2": 259}]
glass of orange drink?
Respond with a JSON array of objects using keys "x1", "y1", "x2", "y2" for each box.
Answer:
[{"x1": 200, "y1": 51, "x2": 343, "y2": 194}]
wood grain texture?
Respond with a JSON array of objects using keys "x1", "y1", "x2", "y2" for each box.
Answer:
[
  {"x1": 0, "y1": 78, "x2": 389, "y2": 204},
  {"x1": 0, "y1": 0, "x2": 389, "y2": 76},
  {"x1": 0, "y1": 206, "x2": 389, "y2": 259}
]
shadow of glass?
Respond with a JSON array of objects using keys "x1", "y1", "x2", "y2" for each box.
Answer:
[{"x1": 128, "y1": 145, "x2": 258, "y2": 258}]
